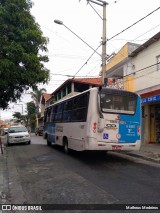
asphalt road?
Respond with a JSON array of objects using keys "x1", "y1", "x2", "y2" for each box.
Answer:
[{"x1": 2, "y1": 134, "x2": 160, "y2": 213}]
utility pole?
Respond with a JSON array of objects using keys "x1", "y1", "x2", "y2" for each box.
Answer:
[
  {"x1": 102, "y1": 1, "x2": 107, "y2": 85},
  {"x1": 86, "y1": 0, "x2": 108, "y2": 85}
]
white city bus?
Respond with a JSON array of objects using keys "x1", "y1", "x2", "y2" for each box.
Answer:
[{"x1": 43, "y1": 87, "x2": 141, "y2": 153}]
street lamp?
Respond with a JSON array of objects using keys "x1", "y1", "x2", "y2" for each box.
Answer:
[
  {"x1": 54, "y1": 0, "x2": 107, "y2": 85},
  {"x1": 54, "y1": 19, "x2": 101, "y2": 57},
  {"x1": 54, "y1": 20, "x2": 63, "y2": 25}
]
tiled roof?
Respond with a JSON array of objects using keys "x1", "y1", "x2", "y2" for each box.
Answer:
[
  {"x1": 51, "y1": 77, "x2": 102, "y2": 95},
  {"x1": 72, "y1": 77, "x2": 102, "y2": 85},
  {"x1": 42, "y1": 93, "x2": 52, "y2": 101}
]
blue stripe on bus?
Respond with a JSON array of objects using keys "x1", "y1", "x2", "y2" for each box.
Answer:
[
  {"x1": 47, "y1": 122, "x2": 56, "y2": 144},
  {"x1": 118, "y1": 97, "x2": 141, "y2": 143}
]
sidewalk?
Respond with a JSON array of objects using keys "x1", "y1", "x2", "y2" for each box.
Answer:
[
  {"x1": 0, "y1": 136, "x2": 8, "y2": 206},
  {"x1": 121, "y1": 143, "x2": 160, "y2": 163}
]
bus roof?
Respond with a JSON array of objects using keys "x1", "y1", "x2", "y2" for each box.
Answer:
[{"x1": 46, "y1": 87, "x2": 138, "y2": 109}]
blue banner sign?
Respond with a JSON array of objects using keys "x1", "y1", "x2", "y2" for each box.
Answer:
[{"x1": 141, "y1": 94, "x2": 160, "y2": 104}]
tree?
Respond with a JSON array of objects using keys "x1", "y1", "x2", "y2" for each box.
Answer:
[
  {"x1": 31, "y1": 88, "x2": 47, "y2": 114},
  {"x1": 27, "y1": 101, "x2": 36, "y2": 116},
  {"x1": 12, "y1": 111, "x2": 28, "y2": 126},
  {"x1": 0, "y1": 0, "x2": 50, "y2": 109},
  {"x1": 12, "y1": 112, "x2": 22, "y2": 122},
  {"x1": 27, "y1": 101, "x2": 36, "y2": 131},
  {"x1": 12, "y1": 102, "x2": 36, "y2": 130}
]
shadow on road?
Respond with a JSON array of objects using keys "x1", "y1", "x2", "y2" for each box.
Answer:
[{"x1": 50, "y1": 144, "x2": 130, "y2": 166}]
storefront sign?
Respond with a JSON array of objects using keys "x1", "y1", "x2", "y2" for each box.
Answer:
[{"x1": 141, "y1": 94, "x2": 160, "y2": 104}]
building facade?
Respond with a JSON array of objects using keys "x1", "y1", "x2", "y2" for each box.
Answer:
[
  {"x1": 105, "y1": 32, "x2": 160, "y2": 144},
  {"x1": 130, "y1": 32, "x2": 160, "y2": 144},
  {"x1": 46, "y1": 78, "x2": 102, "y2": 106}
]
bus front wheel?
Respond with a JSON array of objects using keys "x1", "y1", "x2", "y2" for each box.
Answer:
[{"x1": 47, "y1": 137, "x2": 51, "y2": 146}]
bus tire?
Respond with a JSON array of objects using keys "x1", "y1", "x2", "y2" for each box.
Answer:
[
  {"x1": 47, "y1": 137, "x2": 51, "y2": 146},
  {"x1": 43, "y1": 133, "x2": 47, "y2": 139},
  {"x1": 63, "y1": 138, "x2": 69, "y2": 154}
]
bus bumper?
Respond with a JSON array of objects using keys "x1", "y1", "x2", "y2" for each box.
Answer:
[{"x1": 86, "y1": 137, "x2": 141, "y2": 151}]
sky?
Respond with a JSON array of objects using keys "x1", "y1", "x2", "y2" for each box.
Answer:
[
  {"x1": 1, "y1": 0, "x2": 160, "y2": 120},
  {"x1": 30, "y1": 0, "x2": 160, "y2": 93}
]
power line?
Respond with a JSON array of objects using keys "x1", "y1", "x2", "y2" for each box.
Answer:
[
  {"x1": 73, "y1": 43, "x2": 102, "y2": 78},
  {"x1": 74, "y1": 6, "x2": 160, "y2": 78},
  {"x1": 85, "y1": 63, "x2": 101, "y2": 76},
  {"x1": 133, "y1": 24, "x2": 160, "y2": 41},
  {"x1": 50, "y1": 5, "x2": 160, "y2": 83},
  {"x1": 108, "y1": 22, "x2": 160, "y2": 43},
  {"x1": 124, "y1": 62, "x2": 160, "y2": 78},
  {"x1": 51, "y1": 73, "x2": 73, "y2": 77},
  {"x1": 88, "y1": 2, "x2": 103, "y2": 19},
  {"x1": 54, "y1": 20, "x2": 101, "y2": 57},
  {"x1": 108, "y1": 6, "x2": 160, "y2": 41}
]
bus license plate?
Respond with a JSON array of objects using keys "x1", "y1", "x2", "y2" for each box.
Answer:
[{"x1": 112, "y1": 145, "x2": 122, "y2": 150}]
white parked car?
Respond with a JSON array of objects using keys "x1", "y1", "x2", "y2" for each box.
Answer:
[{"x1": 7, "y1": 126, "x2": 31, "y2": 145}]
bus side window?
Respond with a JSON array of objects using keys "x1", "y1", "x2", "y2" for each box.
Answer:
[
  {"x1": 72, "y1": 94, "x2": 88, "y2": 122},
  {"x1": 46, "y1": 107, "x2": 52, "y2": 122},
  {"x1": 55, "y1": 104, "x2": 63, "y2": 122},
  {"x1": 63, "y1": 100, "x2": 73, "y2": 122},
  {"x1": 51, "y1": 106, "x2": 55, "y2": 122}
]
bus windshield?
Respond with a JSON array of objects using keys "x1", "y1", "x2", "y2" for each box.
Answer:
[{"x1": 99, "y1": 90, "x2": 137, "y2": 115}]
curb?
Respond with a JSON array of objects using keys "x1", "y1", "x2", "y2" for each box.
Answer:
[
  {"x1": 110, "y1": 150, "x2": 160, "y2": 164},
  {"x1": 0, "y1": 145, "x2": 8, "y2": 205},
  {"x1": 122, "y1": 152, "x2": 160, "y2": 164}
]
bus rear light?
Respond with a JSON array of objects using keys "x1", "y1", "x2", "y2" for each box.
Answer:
[
  {"x1": 93, "y1": 122, "x2": 97, "y2": 132},
  {"x1": 137, "y1": 126, "x2": 141, "y2": 134}
]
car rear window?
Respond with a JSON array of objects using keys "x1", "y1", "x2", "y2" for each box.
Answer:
[{"x1": 8, "y1": 127, "x2": 27, "y2": 133}]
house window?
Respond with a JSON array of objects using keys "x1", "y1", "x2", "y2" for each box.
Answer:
[{"x1": 157, "y1": 55, "x2": 160, "y2": 70}]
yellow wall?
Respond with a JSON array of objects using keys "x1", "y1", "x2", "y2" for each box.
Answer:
[
  {"x1": 106, "y1": 44, "x2": 129, "y2": 70},
  {"x1": 124, "y1": 76, "x2": 134, "y2": 92},
  {"x1": 105, "y1": 43, "x2": 137, "y2": 92}
]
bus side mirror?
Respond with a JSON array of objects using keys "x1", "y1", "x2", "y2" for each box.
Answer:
[{"x1": 98, "y1": 118, "x2": 105, "y2": 132}]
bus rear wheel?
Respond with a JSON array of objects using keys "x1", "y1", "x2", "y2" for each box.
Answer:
[{"x1": 63, "y1": 138, "x2": 69, "y2": 154}]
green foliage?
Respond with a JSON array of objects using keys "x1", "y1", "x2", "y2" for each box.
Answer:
[
  {"x1": 0, "y1": 0, "x2": 50, "y2": 109},
  {"x1": 27, "y1": 101, "x2": 36, "y2": 129},
  {"x1": 12, "y1": 101, "x2": 36, "y2": 127},
  {"x1": 31, "y1": 88, "x2": 46, "y2": 113},
  {"x1": 12, "y1": 112, "x2": 22, "y2": 121},
  {"x1": 27, "y1": 101, "x2": 36, "y2": 116},
  {"x1": 12, "y1": 111, "x2": 28, "y2": 126}
]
